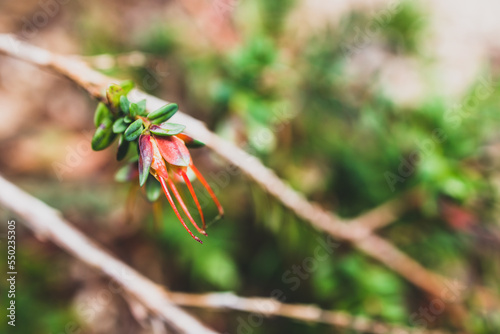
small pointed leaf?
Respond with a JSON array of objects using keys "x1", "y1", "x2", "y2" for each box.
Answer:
[
  {"x1": 129, "y1": 103, "x2": 139, "y2": 117},
  {"x1": 137, "y1": 99, "x2": 147, "y2": 115},
  {"x1": 92, "y1": 119, "x2": 116, "y2": 151},
  {"x1": 147, "y1": 103, "x2": 178, "y2": 123},
  {"x1": 124, "y1": 119, "x2": 144, "y2": 141},
  {"x1": 113, "y1": 118, "x2": 128, "y2": 133},
  {"x1": 150, "y1": 123, "x2": 186, "y2": 136},
  {"x1": 120, "y1": 95, "x2": 130, "y2": 114}
]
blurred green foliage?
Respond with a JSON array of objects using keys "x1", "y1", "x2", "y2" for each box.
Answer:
[{"x1": 2, "y1": 0, "x2": 500, "y2": 333}]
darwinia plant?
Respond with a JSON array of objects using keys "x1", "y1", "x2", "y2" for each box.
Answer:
[{"x1": 91, "y1": 81, "x2": 223, "y2": 244}]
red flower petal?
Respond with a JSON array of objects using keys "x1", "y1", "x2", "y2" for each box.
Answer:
[
  {"x1": 138, "y1": 134, "x2": 153, "y2": 186},
  {"x1": 154, "y1": 135, "x2": 191, "y2": 167},
  {"x1": 150, "y1": 138, "x2": 170, "y2": 180}
]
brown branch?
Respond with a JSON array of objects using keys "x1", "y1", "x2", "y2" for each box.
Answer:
[
  {"x1": 0, "y1": 174, "x2": 218, "y2": 334},
  {"x1": 167, "y1": 291, "x2": 451, "y2": 334},
  {"x1": 80, "y1": 51, "x2": 150, "y2": 70},
  {"x1": 347, "y1": 189, "x2": 423, "y2": 233},
  {"x1": 0, "y1": 34, "x2": 468, "y2": 318}
]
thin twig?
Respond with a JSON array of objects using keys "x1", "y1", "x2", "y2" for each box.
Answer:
[
  {"x1": 0, "y1": 35, "x2": 468, "y2": 316},
  {"x1": 167, "y1": 291, "x2": 452, "y2": 334},
  {"x1": 0, "y1": 175, "x2": 218, "y2": 334},
  {"x1": 80, "y1": 51, "x2": 150, "y2": 70},
  {"x1": 347, "y1": 189, "x2": 422, "y2": 233}
]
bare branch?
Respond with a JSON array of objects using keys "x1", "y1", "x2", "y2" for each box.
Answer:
[
  {"x1": 0, "y1": 175, "x2": 218, "y2": 334},
  {"x1": 167, "y1": 291, "x2": 450, "y2": 334},
  {"x1": 347, "y1": 189, "x2": 422, "y2": 233}
]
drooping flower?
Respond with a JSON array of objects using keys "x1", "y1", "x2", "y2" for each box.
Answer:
[
  {"x1": 138, "y1": 131, "x2": 224, "y2": 244},
  {"x1": 92, "y1": 82, "x2": 223, "y2": 244}
]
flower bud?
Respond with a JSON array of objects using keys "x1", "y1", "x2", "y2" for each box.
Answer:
[{"x1": 106, "y1": 84, "x2": 125, "y2": 108}]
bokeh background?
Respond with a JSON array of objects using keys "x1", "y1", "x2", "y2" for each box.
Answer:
[{"x1": 1, "y1": 0, "x2": 500, "y2": 333}]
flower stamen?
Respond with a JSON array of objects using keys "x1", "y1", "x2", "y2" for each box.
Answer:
[
  {"x1": 167, "y1": 177, "x2": 207, "y2": 236},
  {"x1": 181, "y1": 170, "x2": 207, "y2": 230},
  {"x1": 159, "y1": 176, "x2": 203, "y2": 244},
  {"x1": 190, "y1": 163, "x2": 224, "y2": 218}
]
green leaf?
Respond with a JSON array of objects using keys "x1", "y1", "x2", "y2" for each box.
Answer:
[
  {"x1": 129, "y1": 103, "x2": 139, "y2": 117},
  {"x1": 91, "y1": 119, "x2": 116, "y2": 151},
  {"x1": 150, "y1": 123, "x2": 186, "y2": 136},
  {"x1": 93, "y1": 103, "x2": 112, "y2": 127},
  {"x1": 116, "y1": 135, "x2": 130, "y2": 161},
  {"x1": 119, "y1": 95, "x2": 130, "y2": 114},
  {"x1": 145, "y1": 176, "x2": 162, "y2": 202},
  {"x1": 147, "y1": 103, "x2": 178, "y2": 123},
  {"x1": 124, "y1": 119, "x2": 144, "y2": 141},
  {"x1": 124, "y1": 116, "x2": 133, "y2": 123},
  {"x1": 112, "y1": 118, "x2": 128, "y2": 133}
]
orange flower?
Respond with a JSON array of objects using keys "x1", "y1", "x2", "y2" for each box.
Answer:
[{"x1": 138, "y1": 131, "x2": 223, "y2": 244}]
